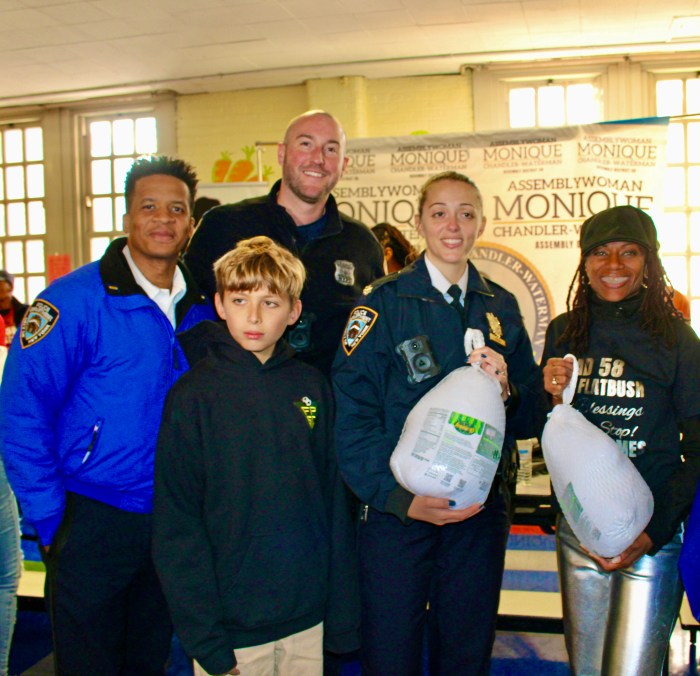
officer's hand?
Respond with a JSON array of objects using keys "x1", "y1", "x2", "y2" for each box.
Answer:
[
  {"x1": 407, "y1": 495, "x2": 483, "y2": 526},
  {"x1": 467, "y1": 346, "x2": 509, "y2": 400}
]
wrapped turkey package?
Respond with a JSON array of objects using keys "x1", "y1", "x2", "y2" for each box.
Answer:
[
  {"x1": 541, "y1": 354, "x2": 653, "y2": 558},
  {"x1": 390, "y1": 329, "x2": 505, "y2": 509}
]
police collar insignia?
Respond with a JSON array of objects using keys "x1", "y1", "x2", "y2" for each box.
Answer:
[
  {"x1": 486, "y1": 312, "x2": 506, "y2": 347},
  {"x1": 334, "y1": 260, "x2": 355, "y2": 287},
  {"x1": 20, "y1": 299, "x2": 60, "y2": 349},
  {"x1": 342, "y1": 306, "x2": 378, "y2": 356},
  {"x1": 295, "y1": 396, "x2": 318, "y2": 429}
]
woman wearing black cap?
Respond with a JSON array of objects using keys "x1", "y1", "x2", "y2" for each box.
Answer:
[{"x1": 541, "y1": 205, "x2": 700, "y2": 675}]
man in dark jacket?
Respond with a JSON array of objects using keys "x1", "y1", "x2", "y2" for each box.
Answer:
[
  {"x1": 184, "y1": 110, "x2": 384, "y2": 378},
  {"x1": 0, "y1": 156, "x2": 215, "y2": 675}
]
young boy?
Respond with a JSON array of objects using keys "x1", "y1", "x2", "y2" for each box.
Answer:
[{"x1": 153, "y1": 236, "x2": 359, "y2": 676}]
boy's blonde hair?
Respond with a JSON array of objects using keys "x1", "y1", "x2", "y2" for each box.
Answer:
[{"x1": 213, "y1": 236, "x2": 306, "y2": 302}]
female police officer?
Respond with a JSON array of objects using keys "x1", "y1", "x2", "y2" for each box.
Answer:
[{"x1": 333, "y1": 171, "x2": 545, "y2": 675}]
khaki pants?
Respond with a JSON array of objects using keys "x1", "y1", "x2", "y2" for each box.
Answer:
[{"x1": 193, "y1": 622, "x2": 323, "y2": 676}]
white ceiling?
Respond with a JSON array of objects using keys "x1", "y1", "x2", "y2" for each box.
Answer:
[{"x1": 2, "y1": 0, "x2": 700, "y2": 108}]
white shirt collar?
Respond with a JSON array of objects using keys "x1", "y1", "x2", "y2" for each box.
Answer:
[
  {"x1": 123, "y1": 245, "x2": 186, "y2": 328},
  {"x1": 424, "y1": 256, "x2": 468, "y2": 302}
]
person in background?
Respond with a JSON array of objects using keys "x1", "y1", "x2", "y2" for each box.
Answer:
[
  {"x1": 333, "y1": 171, "x2": 546, "y2": 675},
  {"x1": 193, "y1": 196, "x2": 221, "y2": 227},
  {"x1": 670, "y1": 287, "x2": 691, "y2": 321},
  {"x1": 184, "y1": 110, "x2": 384, "y2": 378},
  {"x1": 0, "y1": 314, "x2": 22, "y2": 676},
  {"x1": 0, "y1": 271, "x2": 28, "y2": 348},
  {"x1": 542, "y1": 205, "x2": 700, "y2": 676},
  {"x1": 153, "y1": 237, "x2": 358, "y2": 676},
  {"x1": 371, "y1": 222, "x2": 418, "y2": 273},
  {"x1": 0, "y1": 155, "x2": 215, "y2": 675}
]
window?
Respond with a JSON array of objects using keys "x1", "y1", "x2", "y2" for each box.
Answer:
[
  {"x1": 0, "y1": 124, "x2": 46, "y2": 303},
  {"x1": 654, "y1": 76, "x2": 700, "y2": 333},
  {"x1": 509, "y1": 81, "x2": 601, "y2": 128},
  {"x1": 83, "y1": 115, "x2": 158, "y2": 261}
]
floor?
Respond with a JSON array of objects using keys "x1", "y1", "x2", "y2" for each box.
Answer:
[{"x1": 8, "y1": 471, "x2": 699, "y2": 675}]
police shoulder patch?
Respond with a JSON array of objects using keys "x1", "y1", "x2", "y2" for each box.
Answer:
[
  {"x1": 20, "y1": 299, "x2": 60, "y2": 349},
  {"x1": 342, "y1": 306, "x2": 378, "y2": 356}
]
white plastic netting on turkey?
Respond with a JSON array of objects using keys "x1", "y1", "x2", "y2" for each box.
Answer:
[
  {"x1": 389, "y1": 329, "x2": 505, "y2": 509},
  {"x1": 541, "y1": 354, "x2": 653, "y2": 558}
]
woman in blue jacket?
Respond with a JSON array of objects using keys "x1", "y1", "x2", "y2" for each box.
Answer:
[{"x1": 332, "y1": 171, "x2": 545, "y2": 675}]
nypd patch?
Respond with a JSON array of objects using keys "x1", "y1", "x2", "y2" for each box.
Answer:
[
  {"x1": 342, "y1": 306, "x2": 378, "y2": 356},
  {"x1": 20, "y1": 299, "x2": 60, "y2": 349}
]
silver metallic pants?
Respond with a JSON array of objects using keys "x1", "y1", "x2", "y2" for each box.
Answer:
[{"x1": 556, "y1": 515, "x2": 684, "y2": 676}]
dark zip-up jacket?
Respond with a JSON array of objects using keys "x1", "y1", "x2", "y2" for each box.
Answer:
[
  {"x1": 153, "y1": 321, "x2": 360, "y2": 675},
  {"x1": 183, "y1": 180, "x2": 384, "y2": 376}
]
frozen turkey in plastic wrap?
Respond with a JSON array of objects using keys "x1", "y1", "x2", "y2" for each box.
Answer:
[
  {"x1": 390, "y1": 329, "x2": 505, "y2": 509},
  {"x1": 541, "y1": 354, "x2": 653, "y2": 558}
]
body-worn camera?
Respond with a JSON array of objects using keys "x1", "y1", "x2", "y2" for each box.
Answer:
[
  {"x1": 287, "y1": 311, "x2": 315, "y2": 352},
  {"x1": 396, "y1": 335, "x2": 441, "y2": 384}
]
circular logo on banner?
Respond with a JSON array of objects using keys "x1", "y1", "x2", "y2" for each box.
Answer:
[{"x1": 471, "y1": 243, "x2": 554, "y2": 362}]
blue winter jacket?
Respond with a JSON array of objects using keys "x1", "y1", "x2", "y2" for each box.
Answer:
[{"x1": 0, "y1": 238, "x2": 215, "y2": 545}]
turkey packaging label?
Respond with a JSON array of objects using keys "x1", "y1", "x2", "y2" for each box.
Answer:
[
  {"x1": 390, "y1": 329, "x2": 505, "y2": 509},
  {"x1": 541, "y1": 354, "x2": 653, "y2": 558}
]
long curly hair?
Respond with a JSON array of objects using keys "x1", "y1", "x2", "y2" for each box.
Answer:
[{"x1": 558, "y1": 246, "x2": 683, "y2": 353}]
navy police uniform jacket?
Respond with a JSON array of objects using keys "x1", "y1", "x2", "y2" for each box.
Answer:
[
  {"x1": 332, "y1": 255, "x2": 547, "y2": 520},
  {"x1": 184, "y1": 179, "x2": 384, "y2": 376},
  {"x1": 0, "y1": 238, "x2": 215, "y2": 545}
]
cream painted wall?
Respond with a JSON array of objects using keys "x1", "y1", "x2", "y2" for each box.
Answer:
[{"x1": 176, "y1": 72, "x2": 475, "y2": 186}]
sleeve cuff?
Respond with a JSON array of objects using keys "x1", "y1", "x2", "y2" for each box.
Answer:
[{"x1": 384, "y1": 485, "x2": 415, "y2": 523}]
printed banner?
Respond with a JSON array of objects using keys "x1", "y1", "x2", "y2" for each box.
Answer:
[{"x1": 335, "y1": 120, "x2": 668, "y2": 361}]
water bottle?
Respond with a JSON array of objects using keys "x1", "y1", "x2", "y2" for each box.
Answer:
[{"x1": 517, "y1": 438, "x2": 533, "y2": 485}]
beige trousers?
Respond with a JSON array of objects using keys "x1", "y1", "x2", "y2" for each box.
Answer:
[{"x1": 193, "y1": 622, "x2": 323, "y2": 676}]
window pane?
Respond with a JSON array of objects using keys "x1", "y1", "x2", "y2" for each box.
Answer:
[
  {"x1": 27, "y1": 276, "x2": 44, "y2": 303},
  {"x1": 90, "y1": 237, "x2": 110, "y2": 262},
  {"x1": 689, "y1": 167, "x2": 700, "y2": 207},
  {"x1": 26, "y1": 239, "x2": 45, "y2": 273},
  {"x1": 90, "y1": 121, "x2": 112, "y2": 157},
  {"x1": 662, "y1": 256, "x2": 686, "y2": 293},
  {"x1": 113, "y1": 119, "x2": 135, "y2": 156},
  {"x1": 114, "y1": 196, "x2": 126, "y2": 228},
  {"x1": 7, "y1": 203, "x2": 26, "y2": 236},
  {"x1": 4, "y1": 129, "x2": 24, "y2": 163},
  {"x1": 510, "y1": 88, "x2": 536, "y2": 128},
  {"x1": 538, "y1": 85, "x2": 565, "y2": 127},
  {"x1": 135, "y1": 118, "x2": 157, "y2": 154},
  {"x1": 92, "y1": 197, "x2": 114, "y2": 232},
  {"x1": 26, "y1": 164, "x2": 45, "y2": 199},
  {"x1": 691, "y1": 255, "x2": 700, "y2": 294},
  {"x1": 657, "y1": 80, "x2": 684, "y2": 116},
  {"x1": 4, "y1": 241, "x2": 24, "y2": 273},
  {"x1": 27, "y1": 201, "x2": 46, "y2": 235},
  {"x1": 91, "y1": 159, "x2": 112, "y2": 195},
  {"x1": 567, "y1": 83, "x2": 597, "y2": 124},
  {"x1": 687, "y1": 79, "x2": 700, "y2": 115},
  {"x1": 657, "y1": 212, "x2": 686, "y2": 253},
  {"x1": 6, "y1": 165, "x2": 25, "y2": 199},
  {"x1": 688, "y1": 123, "x2": 700, "y2": 162},
  {"x1": 113, "y1": 158, "x2": 133, "y2": 193},
  {"x1": 666, "y1": 123, "x2": 685, "y2": 164},
  {"x1": 664, "y1": 167, "x2": 685, "y2": 206},
  {"x1": 0, "y1": 168, "x2": 3, "y2": 200},
  {"x1": 0, "y1": 206, "x2": 5, "y2": 237},
  {"x1": 691, "y1": 212, "x2": 700, "y2": 251},
  {"x1": 25, "y1": 127, "x2": 43, "y2": 162}
]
